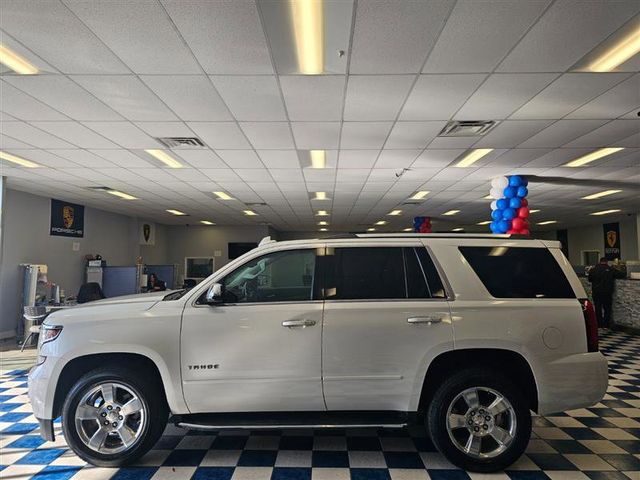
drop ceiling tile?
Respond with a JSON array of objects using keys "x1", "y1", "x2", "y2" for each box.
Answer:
[
  {"x1": 427, "y1": 136, "x2": 479, "y2": 149},
  {"x1": 161, "y1": 0, "x2": 273, "y2": 74},
  {"x1": 412, "y1": 149, "x2": 465, "y2": 169},
  {"x1": 424, "y1": 0, "x2": 550, "y2": 73},
  {"x1": 375, "y1": 150, "x2": 421, "y2": 168},
  {"x1": 65, "y1": 0, "x2": 201, "y2": 74},
  {"x1": 200, "y1": 169, "x2": 242, "y2": 182},
  {"x1": 344, "y1": 75, "x2": 414, "y2": 121},
  {"x1": 257, "y1": 150, "x2": 300, "y2": 169},
  {"x1": 567, "y1": 74, "x2": 640, "y2": 120},
  {"x1": 187, "y1": 123, "x2": 251, "y2": 149},
  {"x1": 0, "y1": 80, "x2": 69, "y2": 121},
  {"x1": 0, "y1": 0, "x2": 128, "y2": 73},
  {"x1": 215, "y1": 150, "x2": 263, "y2": 169},
  {"x1": 564, "y1": 120, "x2": 640, "y2": 148},
  {"x1": 474, "y1": 120, "x2": 555, "y2": 148},
  {"x1": 338, "y1": 150, "x2": 379, "y2": 169},
  {"x1": 0, "y1": 134, "x2": 36, "y2": 149},
  {"x1": 211, "y1": 76, "x2": 287, "y2": 121},
  {"x1": 133, "y1": 122, "x2": 196, "y2": 139},
  {"x1": 487, "y1": 148, "x2": 553, "y2": 167},
  {"x1": 518, "y1": 120, "x2": 608, "y2": 148},
  {"x1": 384, "y1": 121, "x2": 445, "y2": 149},
  {"x1": 291, "y1": 122, "x2": 341, "y2": 149},
  {"x1": 3, "y1": 76, "x2": 122, "y2": 121},
  {"x1": 1, "y1": 122, "x2": 76, "y2": 149},
  {"x1": 174, "y1": 150, "x2": 227, "y2": 169},
  {"x1": 30, "y1": 122, "x2": 119, "y2": 149},
  {"x1": 617, "y1": 132, "x2": 640, "y2": 148},
  {"x1": 279, "y1": 76, "x2": 346, "y2": 121},
  {"x1": 510, "y1": 73, "x2": 631, "y2": 119},
  {"x1": 498, "y1": 0, "x2": 640, "y2": 72},
  {"x1": 3, "y1": 149, "x2": 78, "y2": 168},
  {"x1": 82, "y1": 122, "x2": 159, "y2": 149},
  {"x1": 349, "y1": 0, "x2": 454, "y2": 73},
  {"x1": 239, "y1": 122, "x2": 294, "y2": 149},
  {"x1": 340, "y1": 122, "x2": 393, "y2": 149},
  {"x1": 524, "y1": 148, "x2": 593, "y2": 168},
  {"x1": 141, "y1": 75, "x2": 232, "y2": 121},
  {"x1": 89, "y1": 149, "x2": 154, "y2": 168},
  {"x1": 269, "y1": 169, "x2": 304, "y2": 182},
  {"x1": 400, "y1": 74, "x2": 487, "y2": 121},
  {"x1": 50, "y1": 149, "x2": 117, "y2": 168},
  {"x1": 455, "y1": 74, "x2": 558, "y2": 120}
]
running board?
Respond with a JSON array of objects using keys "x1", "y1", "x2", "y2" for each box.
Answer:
[{"x1": 173, "y1": 411, "x2": 414, "y2": 431}]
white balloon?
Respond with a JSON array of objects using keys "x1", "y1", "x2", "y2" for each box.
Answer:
[
  {"x1": 490, "y1": 200, "x2": 498, "y2": 210},
  {"x1": 490, "y1": 187, "x2": 503, "y2": 200},
  {"x1": 491, "y1": 176, "x2": 509, "y2": 190}
]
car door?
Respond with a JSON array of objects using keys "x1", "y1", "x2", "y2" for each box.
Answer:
[
  {"x1": 321, "y1": 242, "x2": 454, "y2": 411},
  {"x1": 181, "y1": 246, "x2": 325, "y2": 413}
]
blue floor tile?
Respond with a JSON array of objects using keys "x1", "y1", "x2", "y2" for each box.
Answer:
[
  {"x1": 271, "y1": 467, "x2": 312, "y2": 480},
  {"x1": 350, "y1": 468, "x2": 391, "y2": 480},
  {"x1": 162, "y1": 449, "x2": 207, "y2": 466},
  {"x1": 312, "y1": 451, "x2": 350, "y2": 468},
  {"x1": 31, "y1": 466, "x2": 82, "y2": 480},
  {"x1": 237, "y1": 449, "x2": 277, "y2": 467},
  {"x1": 383, "y1": 451, "x2": 425, "y2": 469},
  {"x1": 16, "y1": 448, "x2": 66, "y2": 465},
  {"x1": 191, "y1": 467, "x2": 234, "y2": 480},
  {"x1": 110, "y1": 467, "x2": 158, "y2": 480}
]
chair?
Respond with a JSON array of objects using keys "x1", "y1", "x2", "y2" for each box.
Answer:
[{"x1": 77, "y1": 282, "x2": 105, "y2": 304}]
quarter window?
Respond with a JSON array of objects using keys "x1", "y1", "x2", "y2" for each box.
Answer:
[{"x1": 221, "y1": 249, "x2": 316, "y2": 303}]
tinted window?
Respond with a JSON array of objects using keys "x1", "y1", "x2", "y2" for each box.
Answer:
[
  {"x1": 323, "y1": 247, "x2": 446, "y2": 300},
  {"x1": 222, "y1": 249, "x2": 316, "y2": 303},
  {"x1": 459, "y1": 247, "x2": 574, "y2": 299}
]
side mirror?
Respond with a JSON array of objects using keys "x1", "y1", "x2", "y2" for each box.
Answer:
[{"x1": 205, "y1": 283, "x2": 224, "y2": 305}]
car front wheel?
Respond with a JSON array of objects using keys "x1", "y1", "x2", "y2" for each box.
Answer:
[{"x1": 427, "y1": 368, "x2": 531, "y2": 472}]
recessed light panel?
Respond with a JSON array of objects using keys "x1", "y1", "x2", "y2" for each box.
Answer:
[
  {"x1": 145, "y1": 149, "x2": 183, "y2": 168},
  {"x1": 582, "y1": 190, "x2": 622, "y2": 200},
  {"x1": 455, "y1": 148, "x2": 493, "y2": 168},
  {"x1": 213, "y1": 191, "x2": 233, "y2": 200},
  {"x1": 565, "y1": 147, "x2": 624, "y2": 167},
  {"x1": 166, "y1": 209, "x2": 187, "y2": 216},
  {"x1": 590, "y1": 209, "x2": 621, "y2": 216},
  {"x1": 0, "y1": 151, "x2": 40, "y2": 168},
  {"x1": 443, "y1": 210, "x2": 460, "y2": 216},
  {"x1": 0, "y1": 45, "x2": 38, "y2": 74}
]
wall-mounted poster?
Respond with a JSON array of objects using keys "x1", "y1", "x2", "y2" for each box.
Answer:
[
  {"x1": 50, "y1": 199, "x2": 84, "y2": 237},
  {"x1": 603, "y1": 222, "x2": 621, "y2": 260},
  {"x1": 140, "y1": 221, "x2": 156, "y2": 246}
]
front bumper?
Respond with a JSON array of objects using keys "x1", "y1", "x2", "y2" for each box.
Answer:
[{"x1": 36, "y1": 417, "x2": 55, "y2": 441}]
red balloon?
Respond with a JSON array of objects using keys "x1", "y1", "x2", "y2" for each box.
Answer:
[
  {"x1": 518, "y1": 206, "x2": 530, "y2": 218},
  {"x1": 521, "y1": 218, "x2": 529, "y2": 229},
  {"x1": 511, "y1": 218, "x2": 524, "y2": 230},
  {"x1": 520, "y1": 228, "x2": 530, "y2": 236},
  {"x1": 507, "y1": 229, "x2": 518, "y2": 234},
  {"x1": 520, "y1": 198, "x2": 528, "y2": 207}
]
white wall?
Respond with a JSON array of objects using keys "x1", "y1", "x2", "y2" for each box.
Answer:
[
  {"x1": 0, "y1": 189, "x2": 142, "y2": 338},
  {"x1": 565, "y1": 216, "x2": 639, "y2": 265}
]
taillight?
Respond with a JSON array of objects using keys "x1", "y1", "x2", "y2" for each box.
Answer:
[{"x1": 580, "y1": 298, "x2": 598, "y2": 352}]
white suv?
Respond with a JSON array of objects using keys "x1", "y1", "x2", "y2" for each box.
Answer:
[{"x1": 29, "y1": 234, "x2": 607, "y2": 472}]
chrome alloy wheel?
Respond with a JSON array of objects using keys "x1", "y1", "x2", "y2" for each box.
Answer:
[
  {"x1": 446, "y1": 386, "x2": 517, "y2": 459},
  {"x1": 74, "y1": 382, "x2": 147, "y2": 454}
]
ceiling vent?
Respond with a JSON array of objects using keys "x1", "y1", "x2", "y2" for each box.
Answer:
[
  {"x1": 155, "y1": 137, "x2": 206, "y2": 148},
  {"x1": 438, "y1": 120, "x2": 497, "y2": 137}
]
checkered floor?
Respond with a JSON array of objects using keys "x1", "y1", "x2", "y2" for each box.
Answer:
[{"x1": 1, "y1": 329, "x2": 639, "y2": 480}]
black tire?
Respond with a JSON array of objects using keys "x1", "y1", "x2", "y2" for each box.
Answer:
[
  {"x1": 62, "y1": 367, "x2": 168, "y2": 467},
  {"x1": 427, "y1": 368, "x2": 531, "y2": 472}
]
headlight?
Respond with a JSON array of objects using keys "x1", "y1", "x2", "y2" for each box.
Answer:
[{"x1": 39, "y1": 325, "x2": 63, "y2": 347}]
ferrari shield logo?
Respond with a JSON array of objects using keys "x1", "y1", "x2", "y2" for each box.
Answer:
[
  {"x1": 607, "y1": 230, "x2": 617, "y2": 248},
  {"x1": 143, "y1": 224, "x2": 151, "y2": 242},
  {"x1": 62, "y1": 206, "x2": 74, "y2": 228}
]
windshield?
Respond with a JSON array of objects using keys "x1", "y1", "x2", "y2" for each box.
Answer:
[{"x1": 162, "y1": 289, "x2": 189, "y2": 301}]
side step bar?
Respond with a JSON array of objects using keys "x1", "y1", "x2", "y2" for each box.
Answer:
[{"x1": 173, "y1": 411, "x2": 415, "y2": 431}]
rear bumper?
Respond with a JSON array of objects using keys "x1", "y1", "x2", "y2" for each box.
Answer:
[
  {"x1": 536, "y1": 352, "x2": 608, "y2": 415},
  {"x1": 36, "y1": 417, "x2": 55, "y2": 442}
]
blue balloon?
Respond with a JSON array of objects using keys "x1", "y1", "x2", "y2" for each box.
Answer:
[
  {"x1": 509, "y1": 197, "x2": 522, "y2": 209},
  {"x1": 509, "y1": 175, "x2": 523, "y2": 187},
  {"x1": 497, "y1": 220, "x2": 510, "y2": 233},
  {"x1": 503, "y1": 186, "x2": 517, "y2": 198},
  {"x1": 496, "y1": 198, "x2": 508, "y2": 210},
  {"x1": 517, "y1": 186, "x2": 528, "y2": 198},
  {"x1": 503, "y1": 208, "x2": 516, "y2": 220},
  {"x1": 491, "y1": 209, "x2": 503, "y2": 221},
  {"x1": 490, "y1": 221, "x2": 500, "y2": 233},
  {"x1": 521, "y1": 177, "x2": 528, "y2": 187}
]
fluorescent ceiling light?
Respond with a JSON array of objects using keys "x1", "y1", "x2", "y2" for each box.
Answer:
[
  {"x1": 536, "y1": 220, "x2": 557, "y2": 225},
  {"x1": 0, "y1": 45, "x2": 38, "y2": 74},
  {"x1": 200, "y1": 220, "x2": 215, "y2": 225},
  {"x1": 388, "y1": 210, "x2": 402, "y2": 216},
  {"x1": 0, "y1": 151, "x2": 40, "y2": 168},
  {"x1": 290, "y1": 0, "x2": 323, "y2": 74},
  {"x1": 374, "y1": 220, "x2": 387, "y2": 226},
  {"x1": 310, "y1": 150, "x2": 326, "y2": 169},
  {"x1": 582, "y1": 189, "x2": 622, "y2": 200},
  {"x1": 455, "y1": 148, "x2": 493, "y2": 168},
  {"x1": 145, "y1": 149, "x2": 183, "y2": 168},
  {"x1": 477, "y1": 220, "x2": 492, "y2": 225},
  {"x1": 316, "y1": 210, "x2": 329, "y2": 216},
  {"x1": 319, "y1": 228, "x2": 328, "y2": 232},
  {"x1": 410, "y1": 191, "x2": 429, "y2": 200},
  {"x1": 106, "y1": 190, "x2": 137, "y2": 200},
  {"x1": 483, "y1": 195, "x2": 493, "y2": 200},
  {"x1": 166, "y1": 209, "x2": 187, "y2": 216},
  {"x1": 452, "y1": 228, "x2": 464, "y2": 232},
  {"x1": 213, "y1": 191, "x2": 233, "y2": 200},
  {"x1": 318, "y1": 221, "x2": 329, "y2": 226},
  {"x1": 367, "y1": 227, "x2": 376, "y2": 232},
  {"x1": 529, "y1": 209, "x2": 540, "y2": 213},
  {"x1": 565, "y1": 147, "x2": 624, "y2": 167},
  {"x1": 589, "y1": 26, "x2": 640, "y2": 72},
  {"x1": 590, "y1": 209, "x2": 621, "y2": 216},
  {"x1": 402, "y1": 228, "x2": 413, "y2": 232},
  {"x1": 313, "y1": 191, "x2": 327, "y2": 200},
  {"x1": 443, "y1": 210, "x2": 460, "y2": 216},
  {"x1": 243, "y1": 210, "x2": 258, "y2": 216}
]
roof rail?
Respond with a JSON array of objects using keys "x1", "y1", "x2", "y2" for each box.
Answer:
[{"x1": 258, "y1": 236, "x2": 276, "y2": 246}]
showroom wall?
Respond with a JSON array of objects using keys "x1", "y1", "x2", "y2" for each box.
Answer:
[
  {"x1": 0, "y1": 188, "x2": 141, "y2": 338},
  {"x1": 563, "y1": 216, "x2": 639, "y2": 265}
]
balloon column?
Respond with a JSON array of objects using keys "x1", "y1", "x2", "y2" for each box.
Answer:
[
  {"x1": 413, "y1": 216, "x2": 432, "y2": 233},
  {"x1": 489, "y1": 175, "x2": 530, "y2": 235}
]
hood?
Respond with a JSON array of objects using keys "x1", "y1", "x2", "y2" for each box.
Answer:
[{"x1": 87, "y1": 291, "x2": 169, "y2": 306}]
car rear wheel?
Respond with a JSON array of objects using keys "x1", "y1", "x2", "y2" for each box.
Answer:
[
  {"x1": 62, "y1": 368, "x2": 167, "y2": 467},
  {"x1": 427, "y1": 368, "x2": 531, "y2": 472}
]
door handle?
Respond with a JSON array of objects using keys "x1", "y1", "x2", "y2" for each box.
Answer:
[
  {"x1": 407, "y1": 316, "x2": 443, "y2": 325},
  {"x1": 282, "y1": 319, "x2": 316, "y2": 328}
]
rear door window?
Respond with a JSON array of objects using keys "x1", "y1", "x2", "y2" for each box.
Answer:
[{"x1": 459, "y1": 246, "x2": 574, "y2": 299}]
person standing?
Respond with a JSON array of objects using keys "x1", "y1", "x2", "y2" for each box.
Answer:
[{"x1": 588, "y1": 257, "x2": 623, "y2": 328}]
